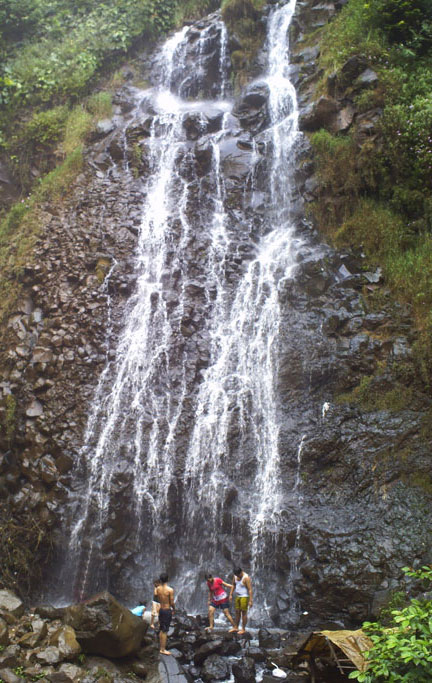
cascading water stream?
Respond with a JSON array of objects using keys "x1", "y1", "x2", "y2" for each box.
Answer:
[
  {"x1": 55, "y1": 0, "x2": 307, "y2": 618},
  {"x1": 56, "y1": 19, "x2": 234, "y2": 602},
  {"x1": 181, "y1": 0, "x2": 303, "y2": 603}
]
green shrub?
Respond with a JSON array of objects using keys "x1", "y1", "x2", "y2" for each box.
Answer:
[
  {"x1": 349, "y1": 566, "x2": 432, "y2": 682},
  {"x1": 2, "y1": 0, "x2": 178, "y2": 110},
  {"x1": 221, "y1": 0, "x2": 265, "y2": 88},
  {"x1": 386, "y1": 236, "x2": 432, "y2": 312},
  {"x1": 0, "y1": 0, "x2": 42, "y2": 44},
  {"x1": 23, "y1": 106, "x2": 68, "y2": 146},
  {"x1": 364, "y1": 0, "x2": 432, "y2": 51},
  {"x1": 318, "y1": 0, "x2": 385, "y2": 77},
  {"x1": 335, "y1": 200, "x2": 406, "y2": 260},
  {"x1": 311, "y1": 130, "x2": 361, "y2": 198},
  {"x1": 379, "y1": 98, "x2": 432, "y2": 216}
]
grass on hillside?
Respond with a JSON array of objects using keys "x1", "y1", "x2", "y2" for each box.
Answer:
[
  {"x1": 309, "y1": 0, "x2": 432, "y2": 388},
  {"x1": 0, "y1": 94, "x2": 113, "y2": 323}
]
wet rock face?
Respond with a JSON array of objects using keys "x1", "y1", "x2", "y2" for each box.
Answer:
[
  {"x1": 271, "y1": 0, "x2": 432, "y2": 627},
  {"x1": 151, "y1": 13, "x2": 231, "y2": 100}
]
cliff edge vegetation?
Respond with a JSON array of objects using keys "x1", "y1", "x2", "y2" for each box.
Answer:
[{"x1": 308, "y1": 0, "x2": 432, "y2": 386}]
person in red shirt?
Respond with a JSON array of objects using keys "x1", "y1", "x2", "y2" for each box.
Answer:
[{"x1": 205, "y1": 572, "x2": 237, "y2": 631}]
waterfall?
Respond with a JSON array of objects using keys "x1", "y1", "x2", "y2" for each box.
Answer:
[
  {"x1": 55, "y1": 0, "x2": 305, "y2": 618},
  {"x1": 180, "y1": 0, "x2": 303, "y2": 612}
]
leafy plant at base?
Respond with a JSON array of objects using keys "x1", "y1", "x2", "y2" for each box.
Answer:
[{"x1": 349, "y1": 566, "x2": 432, "y2": 682}]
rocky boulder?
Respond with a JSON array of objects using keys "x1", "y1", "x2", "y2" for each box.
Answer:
[
  {"x1": 232, "y1": 656, "x2": 256, "y2": 683},
  {"x1": 259, "y1": 628, "x2": 281, "y2": 650},
  {"x1": 194, "y1": 638, "x2": 224, "y2": 665},
  {"x1": 49, "y1": 625, "x2": 81, "y2": 659},
  {"x1": 0, "y1": 591, "x2": 24, "y2": 618},
  {"x1": 233, "y1": 82, "x2": 270, "y2": 133},
  {"x1": 299, "y1": 95, "x2": 338, "y2": 131},
  {"x1": 200, "y1": 653, "x2": 229, "y2": 682},
  {"x1": 64, "y1": 592, "x2": 146, "y2": 657}
]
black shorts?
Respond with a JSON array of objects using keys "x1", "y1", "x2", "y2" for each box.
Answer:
[{"x1": 159, "y1": 608, "x2": 172, "y2": 633}]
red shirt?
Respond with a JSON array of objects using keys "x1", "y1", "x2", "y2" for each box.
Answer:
[{"x1": 207, "y1": 577, "x2": 227, "y2": 603}]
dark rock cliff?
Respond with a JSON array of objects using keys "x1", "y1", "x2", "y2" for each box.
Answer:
[{"x1": 0, "y1": 0, "x2": 431, "y2": 630}]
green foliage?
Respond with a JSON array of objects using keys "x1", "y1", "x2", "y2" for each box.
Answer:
[
  {"x1": 377, "y1": 591, "x2": 407, "y2": 627},
  {"x1": 62, "y1": 107, "x2": 92, "y2": 156},
  {"x1": 349, "y1": 566, "x2": 432, "y2": 682},
  {"x1": 335, "y1": 200, "x2": 407, "y2": 261},
  {"x1": 310, "y1": 130, "x2": 361, "y2": 196},
  {"x1": 222, "y1": 0, "x2": 263, "y2": 23},
  {"x1": 0, "y1": 0, "x2": 177, "y2": 110},
  {"x1": 221, "y1": 0, "x2": 265, "y2": 89},
  {"x1": 22, "y1": 106, "x2": 68, "y2": 147},
  {"x1": 0, "y1": 202, "x2": 30, "y2": 239},
  {"x1": 364, "y1": 0, "x2": 432, "y2": 51},
  {"x1": 0, "y1": 0, "x2": 42, "y2": 45},
  {"x1": 337, "y1": 373, "x2": 412, "y2": 412},
  {"x1": 310, "y1": 0, "x2": 432, "y2": 391},
  {"x1": 175, "y1": 0, "x2": 219, "y2": 23},
  {"x1": 36, "y1": 148, "x2": 83, "y2": 199},
  {"x1": 318, "y1": 0, "x2": 385, "y2": 78},
  {"x1": 86, "y1": 92, "x2": 113, "y2": 120},
  {"x1": 386, "y1": 236, "x2": 432, "y2": 312},
  {"x1": 379, "y1": 98, "x2": 432, "y2": 218}
]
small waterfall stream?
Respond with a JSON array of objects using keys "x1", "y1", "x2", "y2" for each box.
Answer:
[{"x1": 55, "y1": 0, "x2": 309, "y2": 618}]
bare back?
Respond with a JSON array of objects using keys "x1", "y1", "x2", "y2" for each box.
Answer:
[{"x1": 156, "y1": 583, "x2": 174, "y2": 609}]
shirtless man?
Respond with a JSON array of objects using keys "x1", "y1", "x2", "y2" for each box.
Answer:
[
  {"x1": 155, "y1": 572, "x2": 175, "y2": 655},
  {"x1": 228, "y1": 567, "x2": 253, "y2": 634}
]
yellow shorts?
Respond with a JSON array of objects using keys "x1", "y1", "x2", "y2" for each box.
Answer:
[{"x1": 235, "y1": 596, "x2": 249, "y2": 611}]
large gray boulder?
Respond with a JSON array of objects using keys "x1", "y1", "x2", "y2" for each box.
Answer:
[
  {"x1": 201, "y1": 654, "x2": 229, "y2": 682},
  {"x1": 64, "y1": 592, "x2": 146, "y2": 658},
  {"x1": 0, "y1": 591, "x2": 24, "y2": 618},
  {"x1": 232, "y1": 656, "x2": 256, "y2": 683},
  {"x1": 194, "y1": 639, "x2": 224, "y2": 666}
]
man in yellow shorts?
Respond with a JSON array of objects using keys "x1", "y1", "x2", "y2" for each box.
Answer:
[{"x1": 229, "y1": 567, "x2": 253, "y2": 634}]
